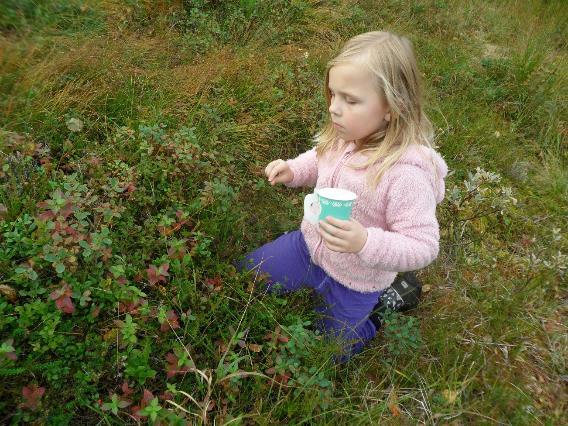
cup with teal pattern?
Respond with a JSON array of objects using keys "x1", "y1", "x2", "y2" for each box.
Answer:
[{"x1": 303, "y1": 187, "x2": 357, "y2": 224}]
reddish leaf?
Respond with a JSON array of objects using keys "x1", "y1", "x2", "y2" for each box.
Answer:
[
  {"x1": 21, "y1": 384, "x2": 46, "y2": 410},
  {"x1": 91, "y1": 305, "x2": 101, "y2": 318},
  {"x1": 388, "y1": 390, "x2": 401, "y2": 416},
  {"x1": 142, "y1": 389, "x2": 154, "y2": 405},
  {"x1": 38, "y1": 210, "x2": 56, "y2": 221},
  {"x1": 275, "y1": 374, "x2": 290, "y2": 385},
  {"x1": 130, "y1": 405, "x2": 145, "y2": 421},
  {"x1": 119, "y1": 298, "x2": 145, "y2": 315},
  {"x1": 101, "y1": 248, "x2": 112, "y2": 262},
  {"x1": 146, "y1": 263, "x2": 169, "y2": 285},
  {"x1": 160, "y1": 310, "x2": 180, "y2": 333},
  {"x1": 159, "y1": 390, "x2": 174, "y2": 401},
  {"x1": 205, "y1": 275, "x2": 223, "y2": 292},
  {"x1": 56, "y1": 297, "x2": 75, "y2": 313},
  {"x1": 158, "y1": 221, "x2": 188, "y2": 236},
  {"x1": 121, "y1": 382, "x2": 134, "y2": 397},
  {"x1": 146, "y1": 265, "x2": 160, "y2": 285},
  {"x1": 170, "y1": 222, "x2": 183, "y2": 233},
  {"x1": 60, "y1": 202, "x2": 74, "y2": 219},
  {"x1": 158, "y1": 210, "x2": 191, "y2": 235},
  {"x1": 388, "y1": 402, "x2": 401, "y2": 416},
  {"x1": 64, "y1": 225, "x2": 79, "y2": 238},
  {"x1": 49, "y1": 283, "x2": 75, "y2": 314},
  {"x1": 130, "y1": 390, "x2": 155, "y2": 421},
  {"x1": 37, "y1": 201, "x2": 56, "y2": 220},
  {"x1": 125, "y1": 183, "x2": 136, "y2": 194},
  {"x1": 263, "y1": 326, "x2": 290, "y2": 346},
  {"x1": 165, "y1": 353, "x2": 190, "y2": 378}
]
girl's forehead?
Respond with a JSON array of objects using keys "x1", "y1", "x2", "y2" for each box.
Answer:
[{"x1": 328, "y1": 63, "x2": 376, "y2": 91}]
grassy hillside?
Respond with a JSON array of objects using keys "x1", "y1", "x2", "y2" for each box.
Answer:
[{"x1": 0, "y1": 0, "x2": 566, "y2": 424}]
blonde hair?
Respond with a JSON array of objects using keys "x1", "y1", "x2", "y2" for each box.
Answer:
[{"x1": 315, "y1": 31, "x2": 435, "y2": 188}]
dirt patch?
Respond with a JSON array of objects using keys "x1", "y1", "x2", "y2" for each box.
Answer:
[{"x1": 482, "y1": 42, "x2": 508, "y2": 59}]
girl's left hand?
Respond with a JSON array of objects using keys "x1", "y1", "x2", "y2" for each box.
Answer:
[{"x1": 318, "y1": 216, "x2": 368, "y2": 253}]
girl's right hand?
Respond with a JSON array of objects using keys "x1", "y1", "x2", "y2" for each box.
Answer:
[{"x1": 265, "y1": 159, "x2": 294, "y2": 185}]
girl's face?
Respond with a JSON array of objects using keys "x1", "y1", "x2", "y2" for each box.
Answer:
[{"x1": 328, "y1": 63, "x2": 390, "y2": 143}]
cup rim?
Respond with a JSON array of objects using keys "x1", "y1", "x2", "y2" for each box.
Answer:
[{"x1": 317, "y1": 187, "x2": 357, "y2": 201}]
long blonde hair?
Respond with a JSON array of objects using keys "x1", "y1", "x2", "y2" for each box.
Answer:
[{"x1": 315, "y1": 31, "x2": 435, "y2": 188}]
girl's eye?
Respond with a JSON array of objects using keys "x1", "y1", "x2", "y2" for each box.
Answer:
[{"x1": 346, "y1": 99, "x2": 358, "y2": 105}]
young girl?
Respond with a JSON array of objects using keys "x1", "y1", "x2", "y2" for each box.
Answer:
[{"x1": 238, "y1": 31, "x2": 448, "y2": 361}]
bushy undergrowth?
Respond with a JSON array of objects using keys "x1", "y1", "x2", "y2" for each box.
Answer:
[{"x1": 0, "y1": 125, "x2": 337, "y2": 423}]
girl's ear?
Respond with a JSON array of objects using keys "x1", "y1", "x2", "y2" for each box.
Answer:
[{"x1": 385, "y1": 113, "x2": 391, "y2": 122}]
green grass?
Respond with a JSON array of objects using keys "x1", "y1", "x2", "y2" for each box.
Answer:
[{"x1": 1, "y1": 0, "x2": 566, "y2": 424}]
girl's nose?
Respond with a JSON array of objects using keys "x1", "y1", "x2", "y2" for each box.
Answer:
[{"x1": 329, "y1": 99, "x2": 340, "y2": 116}]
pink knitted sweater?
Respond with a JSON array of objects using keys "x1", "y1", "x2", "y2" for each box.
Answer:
[{"x1": 285, "y1": 140, "x2": 448, "y2": 293}]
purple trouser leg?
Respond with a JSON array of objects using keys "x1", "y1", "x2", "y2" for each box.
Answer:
[{"x1": 236, "y1": 230, "x2": 383, "y2": 361}]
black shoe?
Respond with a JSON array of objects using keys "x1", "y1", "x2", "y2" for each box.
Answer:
[{"x1": 369, "y1": 272, "x2": 422, "y2": 330}]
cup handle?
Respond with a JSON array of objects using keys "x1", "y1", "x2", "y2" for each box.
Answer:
[{"x1": 303, "y1": 193, "x2": 320, "y2": 224}]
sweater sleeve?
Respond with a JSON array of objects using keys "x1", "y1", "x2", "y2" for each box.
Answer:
[
  {"x1": 284, "y1": 148, "x2": 318, "y2": 188},
  {"x1": 356, "y1": 167, "x2": 440, "y2": 272}
]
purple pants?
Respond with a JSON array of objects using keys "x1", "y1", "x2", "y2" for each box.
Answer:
[{"x1": 237, "y1": 230, "x2": 383, "y2": 361}]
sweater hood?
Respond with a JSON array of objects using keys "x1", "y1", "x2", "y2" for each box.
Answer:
[{"x1": 396, "y1": 144, "x2": 448, "y2": 204}]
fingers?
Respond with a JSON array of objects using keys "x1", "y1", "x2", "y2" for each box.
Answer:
[
  {"x1": 324, "y1": 242, "x2": 344, "y2": 252},
  {"x1": 319, "y1": 220, "x2": 349, "y2": 239},
  {"x1": 271, "y1": 164, "x2": 286, "y2": 182},
  {"x1": 318, "y1": 226, "x2": 347, "y2": 249},
  {"x1": 264, "y1": 159, "x2": 281, "y2": 178},
  {"x1": 323, "y1": 216, "x2": 352, "y2": 230},
  {"x1": 318, "y1": 217, "x2": 360, "y2": 252},
  {"x1": 323, "y1": 233, "x2": 345, "y2": 249},
  {"x1": 265, "y1": 159, "x2": 285, "y2": 183}
]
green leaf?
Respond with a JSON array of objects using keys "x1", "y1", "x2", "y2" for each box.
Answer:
[
  {"x1": 0, "y1": 342, "x2": 15, "y2": 354},
  {"x1": 110, "y1": 265, "x2": 125, "y2": 278},
  {"x1": 140, "y1": 398, "x2": 162, "y2": 422}
]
